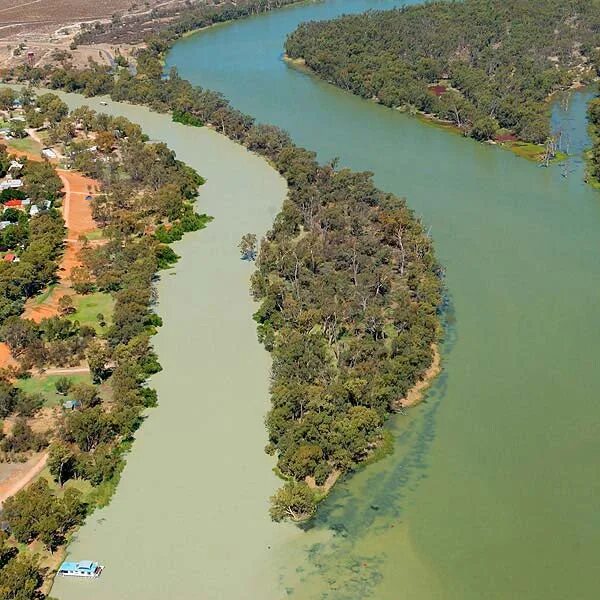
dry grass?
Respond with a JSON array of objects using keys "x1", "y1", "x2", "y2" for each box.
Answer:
[{"x1": 0, "y1": 0, "x2": 179, "y2": 41}]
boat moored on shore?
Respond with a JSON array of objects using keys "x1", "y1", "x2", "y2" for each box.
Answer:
[{"x1": 58, "y1": 560, "x2": 104, "y2": 578}]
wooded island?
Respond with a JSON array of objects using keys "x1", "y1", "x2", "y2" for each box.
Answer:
[{"x1": 285, "y1": 0, "x2": 600, "y2": 150}]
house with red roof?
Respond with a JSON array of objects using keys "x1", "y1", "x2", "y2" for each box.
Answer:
[
  {"x1": 3, "y1": 253, "x2": 18, "y2": 263},
  {"x1": 4, "y1": 199, "x2": 22, "y2": 208}
]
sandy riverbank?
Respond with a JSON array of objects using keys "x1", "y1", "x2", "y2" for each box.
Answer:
[{"x1": 399, "y1": 344, "x2": 442, "y2": 408}]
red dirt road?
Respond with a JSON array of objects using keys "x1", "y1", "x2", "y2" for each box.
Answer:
[{"x1": 23, "y1": 169, "x2": 99, "y2": 323}]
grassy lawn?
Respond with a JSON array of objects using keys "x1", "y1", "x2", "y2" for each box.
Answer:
[
  {"x1": 68, "y1": 292, "x2": 114, "y2": 333},
  {"x1": 85, "y1": 229, "x2": 105, "y2": 241},
  {"x1": 15, "y1": 373, "x2": 92, "y2": 407},
  {"x1": 6, "y1": 135, "x2": 42, "y2": 155},
  {"x1": 507, "y1": 141, "x2": 568, "y2": 163},
  {"x1": 38, "y1": 466, "x2": 93, "y2": 498}
]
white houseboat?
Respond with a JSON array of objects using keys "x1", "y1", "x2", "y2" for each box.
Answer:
[{"x1": 57, "y1": 560, "x2": 104, "y2": 578}]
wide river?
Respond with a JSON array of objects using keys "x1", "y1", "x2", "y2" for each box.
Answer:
[{"x1": 52, "y1": 0, "x2": 599, "y2": 598}]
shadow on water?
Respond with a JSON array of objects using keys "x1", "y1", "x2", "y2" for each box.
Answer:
[{"x1": 283, "y1": 296, "x2": 457, "y2": 599}]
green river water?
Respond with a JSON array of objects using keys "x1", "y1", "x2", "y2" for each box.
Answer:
[{"x1": 48, "y1": 1, "x2": 600, "y2": 598}]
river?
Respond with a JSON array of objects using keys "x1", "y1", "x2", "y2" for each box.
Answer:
[
  {"x1": 48, "y1": 96, "x2": 298, "y2": 599},
  {"x1": 162, "y1": 1, "x2": 600, "y2": 599}
]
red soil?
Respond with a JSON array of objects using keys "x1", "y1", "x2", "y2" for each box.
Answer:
[
  {"x1": 0, "y1": 342, "x2": 16, "y2": 369},
  {"x1": 22, "y1": 170, "x2": 100, "y2": 323}
]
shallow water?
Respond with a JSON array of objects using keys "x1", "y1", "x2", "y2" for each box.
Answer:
[
  {"x1": 45, "y1": 95, "x2": 299, "y2": 600},
  {"x1": 163, "y1": 1, "x2": 600, "y2": 598}
]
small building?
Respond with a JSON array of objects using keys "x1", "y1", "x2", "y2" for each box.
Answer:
[
  {"x1": 3, "y1": 253, "x2": 18, "y2": 263},
  {"x1": 4, "y1": 199, "x2": 22, "y2": 208},
  {"x1": 21, "y1": 198, "x2": 30, "y2": 206},
  {"x1": 8, "y1": 160, "x2": 23, "y2": 172},
  {"x1": 29, "y1": 205, "x2": 40, "y2": 216},
  {"x1": 10, "y1": 116, "x2": 26, "y2": 123},
  {"x1": 63, "y1": 400, "x2": 81, "y2": 410},
  {"x1": 41, "y1": 148, "x2": 57, "y2": 160},
  {"x1": 0, "y1": 221, "x2": 11, "y2": 230},
  {"x1": 0, "y1": 179, "x2": 23, "y2": 191}
]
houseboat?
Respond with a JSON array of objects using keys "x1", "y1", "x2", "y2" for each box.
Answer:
[{"x1": 57, "y1": 560, "x2": 104, "y2": 578}]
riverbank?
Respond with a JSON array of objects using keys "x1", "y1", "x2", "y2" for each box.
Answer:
[
  {"x1": 283, "y1": 53, "x2": 568, "y2": 164},
  {"x1": 398, "y1": 345, "x2": 441, "y2": 409}
]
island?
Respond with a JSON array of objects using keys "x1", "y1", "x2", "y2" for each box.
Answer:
[{"x1": 285, "y1": 0, "x2": 600, "y2": 162}]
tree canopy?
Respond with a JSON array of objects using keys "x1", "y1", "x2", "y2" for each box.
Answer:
[{"x1": 285, "y1": 0, "x2": 600, "y2": 143}]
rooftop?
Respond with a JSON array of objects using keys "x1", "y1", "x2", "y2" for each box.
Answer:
[{"x1": 59, "y1": 560, "x2": 98, "y2": 572}]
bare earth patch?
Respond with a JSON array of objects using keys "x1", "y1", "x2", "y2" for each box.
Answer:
[{"x1": 0, "y1": 452, "x2": 48, "y2": 507}]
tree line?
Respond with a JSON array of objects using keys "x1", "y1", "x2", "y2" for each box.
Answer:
[
  {"x1": 587, "y1": 97, "x2": 600, "y2": 182},
  {"x1": 285, "y1": 0, "x2": 600, "y2": 144}
]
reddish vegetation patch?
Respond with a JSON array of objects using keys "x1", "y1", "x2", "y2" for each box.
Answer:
[
  {"x1": 428, "y1": 85, "x2": 448, "y2": 97},
  {"x1": 495, "y1": 132, "x2": 518, "y2": 142}
]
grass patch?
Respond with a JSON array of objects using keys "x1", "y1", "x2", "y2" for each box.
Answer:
[
  {"x1": 414, "y1": 111, "x2": 464, "y2": 136},
  {"x1": 15, "y1": 373, "x2": 92, "y2": 407},
  {"x1": 506, "y1": 141, "x2": 568, "y2": 163},
  {"x1": 68, "y1": 291, "x2": 114, "y2": 333},
  {"x1": 6, "y1": 136, "x2": 42, "y2": 155},
  {"x1": 38, "y1": 468, "x2": 93, "y2": 498},
  {"x1": 35, "y1": 283, "x2": 57, "y2": 305},
  {"x1": 85, "y1": 229, "x2": 105, "y2": 241}
]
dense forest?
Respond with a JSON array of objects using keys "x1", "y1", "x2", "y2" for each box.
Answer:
[
  {"x1": 285, "y1": 0, "x2": 600, "y2": 144},
  {"x1": 0, "y1": 91, "x2": 207, "y2": 598},
  {"x1": 1, "y1": 31, "x2": 443, "y2": 520}
]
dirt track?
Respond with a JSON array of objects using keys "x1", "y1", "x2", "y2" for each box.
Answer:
[
  {"x1": 23, "y1": 169, "x2": 99, "y2": 323},
  {"x1": 0, "y1": 452, "x2": 48, "y2": 507}
]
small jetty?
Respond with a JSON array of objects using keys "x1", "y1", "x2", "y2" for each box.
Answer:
[{"x1": 58, "y1": 560, "x2": 104, "y2": 578}]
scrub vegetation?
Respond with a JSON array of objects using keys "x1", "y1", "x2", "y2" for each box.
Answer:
[
  {"x1": 73, "y1": 0, "x2": 304, "y2": 45},
  {"x1": 285, "y1": 0, "x2": 600, "y2": 148}
]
